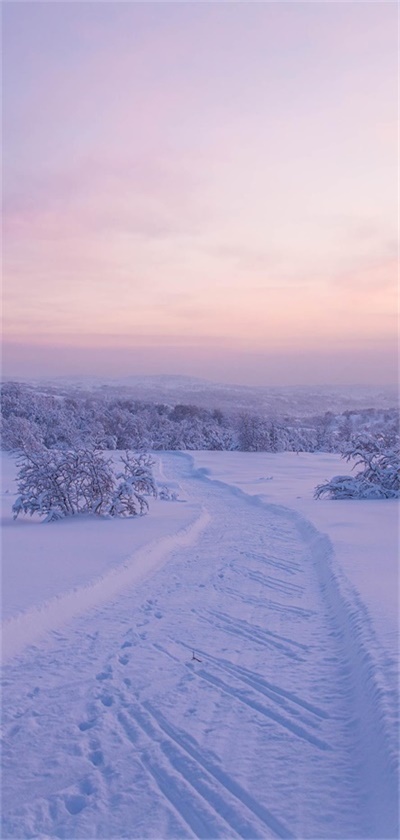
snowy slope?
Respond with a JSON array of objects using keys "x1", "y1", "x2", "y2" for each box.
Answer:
[{"x1": 1, "y1": 452, "x2": 398, "y2": 839}]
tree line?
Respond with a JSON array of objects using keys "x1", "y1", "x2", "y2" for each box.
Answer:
[{"x1": 1, "y1": 381, "x2": 398, "y2": 455}]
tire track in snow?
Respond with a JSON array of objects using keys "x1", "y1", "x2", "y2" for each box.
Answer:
[
  {"x1": 297, "y1": 521, "x2": 400, "y2": 838},
  {"x1": 232, "y1": 564, "x2": 304, "y2": 597},
  {"x1": 142, "y1": 700, "x2": 294, "y2": 839},
  {"x1": 191, "y1": 607, "x2": 307, "y2": 661},
  {"x1": 71, "y1": 631, "x2": 294, "y2": 839},
  {"x1": 220, "y1": 583, "x2": 317, "y2": 618},
  {"x1": 240, "y1": 549, "x2": 301, "y2": 576},
  {"x1": 152, "y1": 639, "x2": 331, "y2": 751},
  {"x1": 92, "y1": 709, "x2": 205, "y2": 839},
  {"x1": 116, "y1": 696, "x2": 292, "y2": 839},
  {"x1": 187, "y1": 666, "x2": 332, "y2": 752},
  {"x1": 182, "y1": 453, "x2": 398, "y2": 837},
  {"x1": 207, "y1": 608, "x2": 309, "y2": 651},
  {"x1": 160, "y1": 640, "x2": 329, "y2": 730},
  {"x1": 117, "y1": 708, "x2": 243, "y2": 839},
  {"x1": 3, "y1": 451, "x2": 395, "y2": 839}
]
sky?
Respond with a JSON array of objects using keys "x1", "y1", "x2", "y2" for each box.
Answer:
[{"x1": 2, "y1": 1, "x2": 398, "y2": 386}]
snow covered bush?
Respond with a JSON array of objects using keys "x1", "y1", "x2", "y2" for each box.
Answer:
[
  {"x1": 158, "y1": 484, "x2": 178, "y2": 501},
  {"x1": 314, "y1": 434, "x2": 400, "y2": 499},
  {"x1": 108, "y1": 453, "x2": 157, "y2": 516},
  {"x1": 12, "y1": 449, "x2": 157, "y2": 522}
]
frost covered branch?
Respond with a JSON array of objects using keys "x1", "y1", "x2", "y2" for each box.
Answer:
[
  {"x1": 12, "y1": 449, "x2": 158, "y2": 522},
  {"x1": 314, "y1": 434, "x2": 399, "y2": 500}
]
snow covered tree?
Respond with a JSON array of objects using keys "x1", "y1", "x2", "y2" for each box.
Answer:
[
  {"x1": 314, "y1": 433, "x2": 400, "y2": 499},
  {"x1": 237, "y1": 413, "x2": 269, "y2": 451},
  {"x1": 109, "y1": 452, "x2": 157, "y2": 517},
  {"x1": 1, "y1": 415, "x2": 44, "y2": 452},
  {"x1": 12, "y1": 449, "x2": 115, "y2": 521},
  {"x1": 2, "y1": 380, "x2": 398, "y2": 456},
  {"x1": 12, "y1": 449, "x2": 157, "y2": 522},
  {"x1": 339, "y1": 411, "x2": 354, "y2": 445}
]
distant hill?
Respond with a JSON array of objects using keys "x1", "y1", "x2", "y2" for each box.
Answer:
[{"x1": 10, "y1": 374, "x2": 398, "y2": 418}]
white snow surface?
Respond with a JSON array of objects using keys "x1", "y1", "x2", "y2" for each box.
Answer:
[
  {"x1": 190, "y1": 451, "x2": 399, "y2": 663},
  {"x1": 1, "y1": 451, "x2": 398, "y2": 839}
]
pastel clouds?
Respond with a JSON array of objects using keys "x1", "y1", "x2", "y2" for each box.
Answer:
[{"x1": 2, "y1": 2, "x2": 398, "y2": 385}]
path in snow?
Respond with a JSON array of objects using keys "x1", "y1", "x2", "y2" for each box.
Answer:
[
  {"x1": 1, "y1": 453, "x2": 398, "y2": 839},
  {"x1": 2, "y1": 508, "x2": 210, "y2": 662}
]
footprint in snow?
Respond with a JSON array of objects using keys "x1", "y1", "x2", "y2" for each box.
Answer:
[
  {"x1": 79, "y1": 776, "x2": 95, "y2": 796},
  {"x1": 79, "y1": 732, "x2": 104, "y2": 768},
  {"x1": 64, "y1": 794, "x2": 87, "y2": 816},
  {"x1": 65, "y1": 741, "x2": 83, "y2": 757},
  {"x1": 27, "y1": 686, "x2": 40, "y2": 698},
  {"x1": 89, "y1": 748, "x2": 104, "y2": 767},
  {"x1": 78, "y1": 719, "x2": 96, "y2": 732},
  {"x1": 121, "y1": 626, "x2": 139, "y2": 648},
  {"x1": 96, "y1": 665, "x2": 113, "y2": 681},
  {"x1": 186, "y1": 707, "x2": 197, "y2": 716},
  {"x1": 118, "y1": 654, "x2": 129, "y2": 666},
  {"x1": 100, "y1": 694, "x2": 114, "y2": 707},
  {"x1": 8, "y1": 723, "x2": 21, "y2": 737}
]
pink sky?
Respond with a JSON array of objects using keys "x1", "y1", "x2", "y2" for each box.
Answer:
[{"x1": 2, "y1": 2, "x2": 398, "y2": 386}]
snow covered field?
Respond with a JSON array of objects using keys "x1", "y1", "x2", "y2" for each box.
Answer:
[{"x1": 1, "y1": 451, "x2": 398, "y2": 839}]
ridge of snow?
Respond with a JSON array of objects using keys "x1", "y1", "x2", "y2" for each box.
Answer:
[{"x1": 2, "y1": 508, "x2": 210, "y2": 662}]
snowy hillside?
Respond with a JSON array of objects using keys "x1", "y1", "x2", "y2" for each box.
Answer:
[
  {"x1": 1, "y1": 451, "x2": 398, "y2": 839},
  {"x1": 6, "y1": 374, "x2": 398, "y2": 416}
]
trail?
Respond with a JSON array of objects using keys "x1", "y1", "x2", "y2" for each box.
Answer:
[
  {"x1": 2, "y1": 508, "x2": 210, "y2": 662},
  {"x1": 1, "y1": 453, "x2": 398, "y2": 839}
]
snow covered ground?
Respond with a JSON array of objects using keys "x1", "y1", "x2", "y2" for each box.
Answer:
[
  {"x1": 189, "y1": 451, "x2": 399, "y2": 668},
  {"x1": 1, "y1": 451, "x2": 398, "y2": 839}
]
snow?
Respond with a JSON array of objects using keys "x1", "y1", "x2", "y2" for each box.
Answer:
[
  {"x1": 1, "y1": 454, "x2": 205, "y2": 659},
  {"x1": 1, "y1": 451, "x2": 398, "y2": 839},
  {"x1": 189, "y1": 451, "x2": 399, "y2": 660},
  {"x1": 1, "y1": 454, "x2": 199, "y2": 621}
]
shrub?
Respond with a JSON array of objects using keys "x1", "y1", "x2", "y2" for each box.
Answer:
[
  {"x1": 12, "y1": 449, "x2": 157, "y2": 522},
  {"x1": 108, "y1": 452, "x2": 157, "y2": 516},
  {"x1": 314, "y1": 433, "x2": 399, "y2": 500}
]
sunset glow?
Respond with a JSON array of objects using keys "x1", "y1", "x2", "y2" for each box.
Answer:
[{"x1": 3, "y1": 2, "x2": 397, "y2": 385}]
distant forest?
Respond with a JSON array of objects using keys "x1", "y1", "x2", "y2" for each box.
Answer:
[{"x1": 1, "y1": 381, "x2": 398, "y2": 455}]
